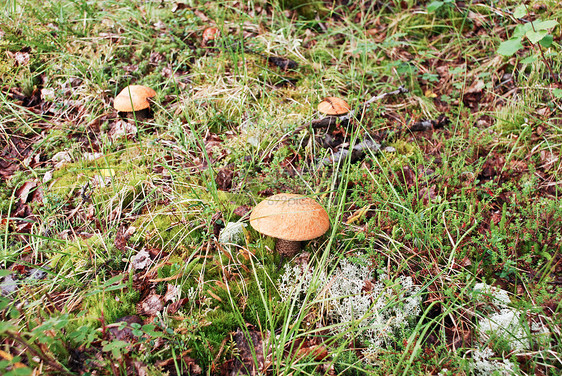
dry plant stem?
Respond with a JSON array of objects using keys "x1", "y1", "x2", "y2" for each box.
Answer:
[
  {"x1": 5, "y1": 332, "x2": 72, "y2": 375},
  {"x1": 531, "y1": 41, "x2": 558, "y2": 84}
]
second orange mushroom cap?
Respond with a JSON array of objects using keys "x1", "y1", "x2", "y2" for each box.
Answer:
[
  {"x1": 317, "y1": 97, "x2": 351, "y2": 116},
  {"x1": 114, "y1": 85, "x2": 156, "y2": 112}
]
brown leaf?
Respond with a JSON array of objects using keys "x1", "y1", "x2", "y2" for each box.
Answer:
[
  {"x1": 193, "y1": 9, "x2": 209, "y2": 22},
  {"x1": 167, "y1": 298, "x2": 188, "y2": 315},
  {"x1": 229, "y1": 326, "x2": 269, "y2": 376},
  {"x1": 171, "y1": 2, "x2": 188, "y2": 12},
  {"x1": 132, "y1": 360, "x2": 149, "y2": 376},
  {"x1": 419, "y1": 185, "x2": 437, "y2": 205},
  {"x1": 156, "y1": 351, "x2": 202, "y2": 375},
  {"x1": 16, "y1": 181, "x2": 37, "y2": 204},
  {"x1": 114, "y1": 226, "x2": 130, "y2": 251},
  {"x1": 233, "y1": 205, "x2": 251, "y2": 218},
  {"x1": 7, "y1": 47, "x2": 31, "y2": 66},
  {"x1": 463, "y1": 79, "x2": 485, "y2": 110},
  {"x1": 397, "y1": 165, "x2": 415, "y2": 186},
  {"x1": 460, "y1": 257, "x2": 472, "y2": 267},
  {"x1": 296, "y1": 344, "x2": 329, "y2": 361},
  {"x1": 131, "y1": 250, "x2": 152, "y2": 271},
  {"x1": 137, "y1": 294, "x2": 164, "y2": 316},
  {"x1": 216, "y1": 168, "x2": 234, "y2": 191},
  {"x1": 164, "y1": 284, "x2": 180, "y2": 302}
]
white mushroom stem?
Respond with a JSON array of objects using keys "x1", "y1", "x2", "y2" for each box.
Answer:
[{"x1": 275, "y1": 239, "x2": 302, "y2": 259}]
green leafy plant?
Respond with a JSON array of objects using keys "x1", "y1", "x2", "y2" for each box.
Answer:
[
  {"x1": 497, "y1": 5, "x2": 558, "y2": 62},
  {"x1": 427, "y1": 0, "x2": 455, "y2": 13}
]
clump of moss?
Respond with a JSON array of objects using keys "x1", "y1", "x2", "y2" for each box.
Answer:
[
  {"x1": 72, "y1": 289, "x2": 140, "y2": 331},
  {"x1": 277, "y1": 0, "x2": 328, "y2": 19}
]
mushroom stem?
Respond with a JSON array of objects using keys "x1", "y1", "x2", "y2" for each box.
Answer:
[
  {"x1": 275, "y1": 239, "x2": 302, "y2": 260},
  {"x1": 120, "y1": 108, "x2": 151, "y2": 121}
]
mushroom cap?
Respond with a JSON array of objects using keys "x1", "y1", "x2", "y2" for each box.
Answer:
[
  {"x1": 317, "y1": 97, "x2": 350, "y2": 115},
  {"x1": 202, "y1": 27, "x2": 219, "y2": 41},
  {"x1": 250, "y1": 194, "x2": 330, "y2": 241},
  {"x1": 114, "y1": 85, "x2": 156, "y2": 112}
]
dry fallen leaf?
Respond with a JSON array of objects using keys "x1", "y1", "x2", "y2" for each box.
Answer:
[
  {"x1": 52, "y1": 151, "x2": 72, "y2": 169},
  {"x1": 131, "y1": 250, "x2": 151, "y2": 271},
  {"x1": 109, "y1": 119, "x2": 138, "y2": 141},
  {"x1": 164, "y1": 284, "x2": 180, "y2": 303},
  {"x1": 194, "y1": 9, "x2": 209, "y2": 22},
  {"x1": 156, "y1": 351, "x2": 202, "y2": 374},
  {"x1": 11, "y1": 51, "x2": 30, "y2": 66},
  {"x1": 138, "y1": 293, "x2": 164, "y2": 316},
  {"x1": 229, "y1": 326, "x2": 270, "y2": 376},
  {"x1": 17, "y1": 181, "x2": 37, "y2": 204}
]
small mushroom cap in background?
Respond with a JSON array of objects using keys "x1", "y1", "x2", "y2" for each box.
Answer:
[
  {"x1": 317, "y1": 97, "x2": 350, "y2": 115},
  {"x1": 249, "y1": 194, "x2": 330, "y2": 241},
  {"x1": 202, "y1": 27, "x2": 219, "y2": 46},
  {"x1": 114, "y1": 85, "x2": 156, "y2": 112}
]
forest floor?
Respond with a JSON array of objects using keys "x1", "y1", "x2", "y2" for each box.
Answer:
[{"x1": 1, "y1": 0, "x2": 561, "y2": 375}]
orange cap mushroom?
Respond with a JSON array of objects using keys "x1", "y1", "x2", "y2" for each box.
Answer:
[
  {"x1": 250, "y1": 193, "x2": 330, "y2": 260},
  {"x1": 202, "y1": 27, "x2": 219, "y2": 45},
  {"x1": 317, "y1": 97, "x2": 350, "y2": 116},
  {"x1": 114, "y1": 85, "x2": 156, "y2": 112}
]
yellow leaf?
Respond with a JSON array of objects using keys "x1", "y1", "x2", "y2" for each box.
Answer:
[{"x1": 425, "y1": 90, "x2": 437, "y2": 98}]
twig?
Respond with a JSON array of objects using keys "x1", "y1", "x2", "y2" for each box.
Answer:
[
  {"x1": 315, "y1": 138, "x2": 381, "y2": 168},
  {"x1": 407, "y1": 115, "x2": 449, "y2": 132},
  {"x1": 341, "y1": 85, "x2": 409, "y2": 121}
]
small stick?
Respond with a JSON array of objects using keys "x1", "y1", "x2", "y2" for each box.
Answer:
[{"x1": 340, "y1": 85, "x2": 409, "y2": 122}]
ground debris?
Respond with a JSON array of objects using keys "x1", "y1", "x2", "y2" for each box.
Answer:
[
  {"x1": 315, "y1": 138, "x2": 381, "y2": 168},
  {"x1": 0, "y1": 273, "x2": 18, "y2": 296},
  {"x1": 137, "y1": 293, "x2": 164, "y2": 316},
  {"x1": 408, "y1": 114, "x2": 449, "y2": 131},
  {"x1": 107, "y1": 315, "x2": 143, "y2": 342},
  {"x1": 155, "y1": 351, "x2": 202, "y2": 375},
  {"x1": 216, "y1": 167, "x2": 234, "y2": 191},
  {"x1": 267, "y1": 55, "x2": 298, "y2": 71},
  {"x1": 226, "y1": 325, "x2": 270, "y2": 376},
  {"x1": 131, "y1": 249, "x2": 152, "y2": 271}
]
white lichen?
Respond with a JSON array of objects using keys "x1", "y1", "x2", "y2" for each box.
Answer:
[
  {"x1": 473, "y1": 283, "x2": 532, "y2": 352},
  {"x1": 277, "y1": 255, "x2": 422, "y2": 356},
  {"x1": 471, "y1": 347, "x2": 519, "y2": 376},
  {"x1": 470, "y1": 282, "x2": 551, "y2": 374},
  {"x1": 478, "y1": 309, "x2": 529, "y2": 351}
]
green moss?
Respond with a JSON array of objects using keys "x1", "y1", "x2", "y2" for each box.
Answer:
[
  {"x1": 200, "y1": 310, "x2": 238, "y2": 343},
  {"x1": 47, "y1": 150, "x2": 154, "y2": 220},
  {"x1": 49, "y1": 236, "x2": 102, "y2": 274},
  {"x1": 277, "y1": 0, "x2": 328, "y2": 19},
  {"x1": 71, "y1": 289, "x2": 140, "y2": 331},
  {"x1": 385, "y1": 140, "x2": 424, "y2": 169},
  {"x1": 243, "y1": 265, "x2": 279, "y2": 327},
  {"x1": 132, "y1": 210, "x2": 201, "y2": 250}
]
